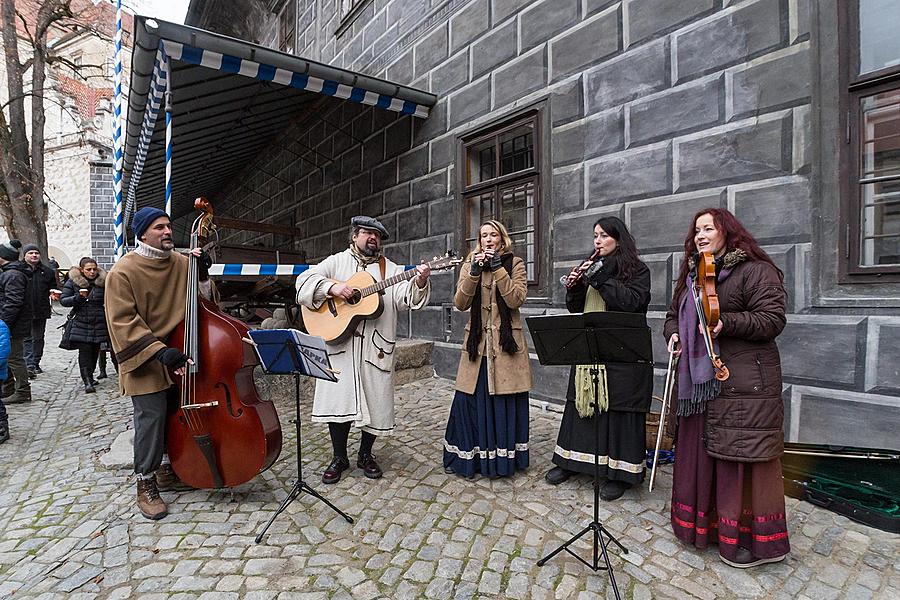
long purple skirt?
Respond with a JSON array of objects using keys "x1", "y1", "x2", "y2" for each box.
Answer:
[
  {"x1": 671, "y1": 413, "x2": 790, "y2": 562},
  {"x1": 442, "y1": 360, "x2": 529, "y2": 478}
]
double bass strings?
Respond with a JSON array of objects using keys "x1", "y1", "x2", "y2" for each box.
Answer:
[{"x1": 180, "y1": 212, "x2": 204, "y2": 433}]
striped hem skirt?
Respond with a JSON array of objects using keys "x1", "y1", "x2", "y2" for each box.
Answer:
[
  {"x1": 671, "y1": 413, "x2": 791, "y2": 562},
  {"x1": 551, "y1": 400, "x2": 646, "y2": 485},
  {"x1": 442, "y1": 360, "x2": 529, "y2": 478}
]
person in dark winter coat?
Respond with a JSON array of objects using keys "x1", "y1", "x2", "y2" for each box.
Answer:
[
  {"x1": 664, "y1": 208, "x2": 789, "y2": 569},
  {"x1": 60, "y1": 257, "x2": 109, "y2": 393},
  {"x1": 545, "y1": 217, "x2": 653, "y2": 501},
  {"x1": 0, "y1": 239, "x2": 34, "y2": 404},
  {"x1": 22, "y1": 244, "x2": 57, "y2": 377}
]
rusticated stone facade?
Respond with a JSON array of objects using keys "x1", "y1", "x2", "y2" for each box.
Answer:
[{"x1": 186, "y1": 0, "x2": 900, "y2": 450}]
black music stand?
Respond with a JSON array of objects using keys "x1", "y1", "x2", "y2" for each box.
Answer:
[
  {"x1": 525, "y1": 312, "x2": 653, "y2": 600},
  {"x1": 248, "y1": 329, "x2": 353, "y2": 544}
]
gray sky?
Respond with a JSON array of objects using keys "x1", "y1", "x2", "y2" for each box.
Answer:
[{"x1": 121, "y1": 0, "x2": 190, "y2": 24}]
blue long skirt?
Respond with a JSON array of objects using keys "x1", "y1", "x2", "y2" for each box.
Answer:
[{"x1": 442, "y1": 359, "x2": 530, "y2": 478}]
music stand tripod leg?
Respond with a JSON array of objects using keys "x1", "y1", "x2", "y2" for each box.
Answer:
[
  {"x1": 536, "y1": 366, "x2": 627, "y2": 600},
  {"x1": 255, "y1": 371, "x2": 354, "y2": 544}
]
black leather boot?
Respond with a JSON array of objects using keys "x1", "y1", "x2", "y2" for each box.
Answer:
[
  {"x1": 81, "y1": 368, "x2": 96, "y2": 393},
  {"x1": 97, "y1": 353, "x2": 108, "y2": 380}
]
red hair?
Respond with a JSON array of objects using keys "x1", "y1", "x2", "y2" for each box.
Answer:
[{"x1": 672, "y1": 208, "x2": 783, "y2": 303}]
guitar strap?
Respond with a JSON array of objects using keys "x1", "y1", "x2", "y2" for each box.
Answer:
[{"x1": 378, "y1": 256, "x2": 386, "y2": 281}]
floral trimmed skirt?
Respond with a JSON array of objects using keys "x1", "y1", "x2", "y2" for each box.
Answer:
[
  {"x1": 443, "y1": 360, "x2": 529, "y2": 478},
  {"x1": 671, "y1": 413, "x2": 791, "y2": 562}
]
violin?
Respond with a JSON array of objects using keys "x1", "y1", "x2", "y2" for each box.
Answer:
[
  {"x1": 691, "y1": 252, "x2": 729, "y2": 381},
  {"x1": 165, "y1": 198, "x2": 282, "y2": 488}
]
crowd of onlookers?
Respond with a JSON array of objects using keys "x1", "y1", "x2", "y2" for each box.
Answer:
[{"x1": 0, "y1": 240, "x2": 111, "y2": 445}]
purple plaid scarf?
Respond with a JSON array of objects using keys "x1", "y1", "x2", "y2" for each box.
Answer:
[{"x1": 675, "y1": 265, "x2": 735, "y2": 416}]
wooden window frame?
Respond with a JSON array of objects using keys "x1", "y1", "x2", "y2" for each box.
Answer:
[
  {"x1": 335, "y1": 0, "x2": 371, "y2": 37},
  {"x1": 457, "y1": 111, "x2": 543, "y2": 288},
  {"x1": 277, "y1": 1, "x2": 296, "y2": 54},
  {"x1": 839, "y1": 1, "x2": 900, "y2": 282}
]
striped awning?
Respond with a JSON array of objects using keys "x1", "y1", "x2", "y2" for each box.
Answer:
[
  {"x1": 208, "y1": 264, "x2": 414, "y2": 277},
  {"x1": 121, "y1": 16, "x2": 436, "y2": 225}
]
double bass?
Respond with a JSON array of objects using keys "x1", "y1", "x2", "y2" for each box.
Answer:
[
  {"x1": 691, "y1": 251, "x2": 729, "y2": 381},
  {"x1": 165, "y1": 198, "x2": 282, "y2": 489}
]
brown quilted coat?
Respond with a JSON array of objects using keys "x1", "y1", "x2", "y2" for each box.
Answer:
[{"x1": 664, "y1": 258, "x2": 787, "y2": 462}]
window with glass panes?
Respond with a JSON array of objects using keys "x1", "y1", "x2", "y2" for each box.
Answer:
[
  {"x1": 461, "y1": 115, "x2": 540, "y2": 284},
  {"x1": 278, "y1": 1, "x2": 295, "y2": 53},
  {"x1": 843, "y1": 0, "x2": 900, "y2": 277}
]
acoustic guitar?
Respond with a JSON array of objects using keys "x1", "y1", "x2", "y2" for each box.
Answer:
[{"x1": 301, "y1": 252, "x2": 462, "y2": 344}]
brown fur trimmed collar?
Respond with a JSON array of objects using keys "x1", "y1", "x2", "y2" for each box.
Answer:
[
  {"x1": 688, "y1": 249, "x2": 748, "y2": 271},
  {"x1": 68, "y1": 266, "x2": 106, "y2": 288}
]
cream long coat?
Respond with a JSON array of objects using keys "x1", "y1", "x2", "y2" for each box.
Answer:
[
  {"x1": 454, "y1": 254, "x2": 533, "y2": 396},
  {"x1": 295, "y1": 248, "x2": 430, "y2": 434}
]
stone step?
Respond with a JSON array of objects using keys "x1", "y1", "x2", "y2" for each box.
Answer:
[{"x1": 394, "y1": 339, "x2": 433, "y2": 371}]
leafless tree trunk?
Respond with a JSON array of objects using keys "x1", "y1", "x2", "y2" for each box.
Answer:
[{"x1": 0, "y1": 0, "x2": 76, "y2": 254}]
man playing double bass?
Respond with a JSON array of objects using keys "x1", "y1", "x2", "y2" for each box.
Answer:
[
  {"x1": 105, "y1": 207, "x2": 212, "y2": 520},
  {"x1": 296, "y1": 216, "x2": 431, "y2": 484}
]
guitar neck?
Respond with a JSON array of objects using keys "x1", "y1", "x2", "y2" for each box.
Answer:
[{"x1": 360, "y1": 268, "x2": 418, "y2": 297}]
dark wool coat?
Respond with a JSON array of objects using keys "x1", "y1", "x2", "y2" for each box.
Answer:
[
  {"x1": 664, "y1": 258, "x2": 787, "y2": 462},
  {"x1": 565, "y1": 257, "x2": 653, "y2": 412},
  {"x1": 0, "y1": 261, "x2": 34, "y2": 337},
  {"x1": 28, "y1": 263, "x2": 57, "y2": 320},
  {"x1": 60, "y1": 267, "x2": 109, "y2": 345}
]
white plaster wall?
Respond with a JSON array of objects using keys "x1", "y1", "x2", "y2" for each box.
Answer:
[{"x1": 45, "y1": 144, "x2": 94, "y2": 268}]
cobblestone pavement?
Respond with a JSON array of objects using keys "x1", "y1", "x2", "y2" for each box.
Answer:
[{"x1": 0, "y1": 315, "x2": 898, "y2": 599}]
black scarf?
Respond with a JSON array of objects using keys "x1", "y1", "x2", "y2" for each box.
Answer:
[{"x1": 466, "y1": 253, "x2": 519, "y2": 361}]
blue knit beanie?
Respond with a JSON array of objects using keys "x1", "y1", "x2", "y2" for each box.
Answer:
[{"x1": 131, "y1": 207, "x2": 168, "y2": 241}]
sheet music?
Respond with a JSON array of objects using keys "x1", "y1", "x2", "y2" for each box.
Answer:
[
  {"x1": 247, "y1": 328, "x2": 338, "y2": 382},
  {"x1": 290, "y1": 329, "x2": 337, "y2": 382}
]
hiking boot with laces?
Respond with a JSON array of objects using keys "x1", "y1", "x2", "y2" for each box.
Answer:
[
  {"x1": 155, "y1": 463, "x2": 190, "y2": 491},
  {"x1": 136, "y1": 478, "x2": 168, "y2": 520}
]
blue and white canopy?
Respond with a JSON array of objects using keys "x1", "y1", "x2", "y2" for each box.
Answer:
[{"x1": 119, "y1": 16, "x2": 436, "y2": 242}]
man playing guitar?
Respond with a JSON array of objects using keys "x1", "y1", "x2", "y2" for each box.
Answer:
[{"x1": 295, "y1": 216, "x2": 431, "y2": 483}]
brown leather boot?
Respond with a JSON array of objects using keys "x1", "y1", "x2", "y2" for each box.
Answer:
[
  {"x1": 155, "y1": 463, "x2": 190, "y2": 491},
  {"x1": 136, "y1": 478, "x2": 168, "y2": 520}
]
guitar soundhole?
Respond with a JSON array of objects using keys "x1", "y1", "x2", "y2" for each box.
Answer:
[{"x1": 347, "y1": 289, "x2": 362, "y2": 305}]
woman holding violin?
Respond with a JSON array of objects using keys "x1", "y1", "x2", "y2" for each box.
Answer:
[
  {"x1": 546, "y1": 217, "x2": 652, "y2": 501},
  {"x1": 664, "y1": 208, "x2": 789, "y2": 568}
]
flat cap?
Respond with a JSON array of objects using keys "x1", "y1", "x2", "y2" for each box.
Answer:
[{"x1": 351, "y1": 215, "x2": 390, "y2": 240}]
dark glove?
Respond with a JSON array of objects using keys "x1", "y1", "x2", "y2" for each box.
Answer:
[
  {"x1": 155, "y1": 347, "x2": 190, "y2": 369},
  {"x1": 198, "y1": 251, "x2": 213, "y2": 281},
  {"x1": 469, "y1": 260, "x2": 483, "y2": 277},
  {"x1": 488, "y1": 252, "x2": 503, "y2": 271},
  {"x1": 586, "y1": 254, "x2": 617, "y2": 288},
  {"x1": 73, "y1": 293, "x2": 88, "y2": 306}
]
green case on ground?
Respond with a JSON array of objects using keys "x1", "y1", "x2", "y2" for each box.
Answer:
[{"x1": 781, "y1": 443, "x2": 900, "y2": 534}]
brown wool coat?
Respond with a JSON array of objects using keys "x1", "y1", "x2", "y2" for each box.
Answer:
[
  {"x1": 454, "y1": 254, "x2": 533, "y2": 396},
  {"x1": 664, "y1": 258, "x2": 787, "y2": 462},
  {"x1": 105, "y1": 251, "x2": 190, "y2": 396}
]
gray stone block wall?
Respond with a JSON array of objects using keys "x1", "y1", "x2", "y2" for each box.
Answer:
[
  {"x1": 89, "y1": 162, "x2": 116, "y2": 270},
  {"x1": 187, "y1": 0, "x2": 900, "y2": 450}
]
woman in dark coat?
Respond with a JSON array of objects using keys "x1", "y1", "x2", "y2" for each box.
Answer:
[
  {"x1": 664, "y1": 208, "x2": 789, "y2": 569},
  {"x1": 545, "y1": 217, "x2": 652, "y2": 501},
  {"x1": 60, "y1": 257, "x2": 109, "y2": 393}
]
